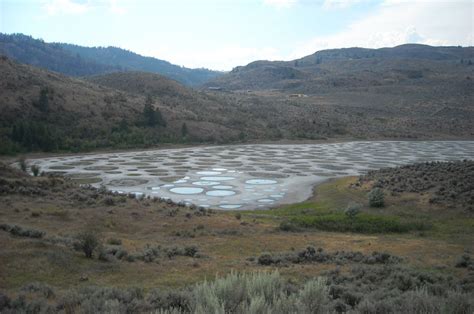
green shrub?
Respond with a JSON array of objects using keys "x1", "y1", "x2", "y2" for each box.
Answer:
[
  {"x1": 30, "y1": 165, "x2": 40, "y2": 177},
  {"x1": 344, "y1": 203, "x2": 361, "y2": 220},
  {"x1": 184, "y1": 246, "x2": 198, "y2": 257},
  {"x1": 289, "y1": 213, "x2": 429, "y2": 233},
  {"x1": 20, "y1": 282, "x2": 55, "y2": 298},
  {"x1": 107, "y1": 238, "x2": 122, "y2": 245},
  {"x1": 97, "y1": 246, "x2": 112, "y2": 262},
  {"x1": 455, "y1": 254, "x2": 473, "y2": 269},
  {"x1": 18, "y1": 157, "x2": 27, "y2": 172},
  {"x1": 0, "y1": 224, "x2": 45, "y2": 238},
  {"x1": 75, "y1": 231, "x2": 100, "y2": 258},
  {"x1": 256, "y1": 247, "x2": 401, "y2": 266},
  {"x1": 279, "y1": 221, "x2": 300, "y2": 232},
  {"x1": 298, "y1": 277, "x2": 328, "y2": 313},
  {"x1": 368, "y1": 188, "x2": 385, "y2": 207},
  {"x1": 103, "y1": 196, "x2": 115, "y2": 206}
]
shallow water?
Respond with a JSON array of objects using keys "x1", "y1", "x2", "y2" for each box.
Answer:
[{"x1": 28, "y1": 141, "x2": 474, "y2": 210}]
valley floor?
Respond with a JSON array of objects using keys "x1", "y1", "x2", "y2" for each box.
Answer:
[{"x1": 0, "y1": 162, "x2": 472, "y2": 312}]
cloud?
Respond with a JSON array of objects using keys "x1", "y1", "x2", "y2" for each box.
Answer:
[
  {"x1": 289, "y1": 0, "x2": 473, "y2": 58},
  {"x1": 263, "y1": 0, "x2": 298, "y2": 9},
  {"x1": 322, "y1": 0, "x2": 365, "y2": 9},
  {"x1": 42, "y1": 0, "x2": 128, "y2": 16},
  {"x1": 42, "y1": 0, "x2": 90, "y2": 16},
  {"x1": 108, "y1": 0, "x2": 127, "y2": 15}
]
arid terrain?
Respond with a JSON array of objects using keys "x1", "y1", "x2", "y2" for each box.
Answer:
[
  {"x1": 0, "y1": 159, "x2": 472, "y2": 312},
  {"x1": 1, "y1": 38, "x2": 473, "y2": 156},
  {"x1": 1, "y1": 32, "x2": 474, "y2": 313}
]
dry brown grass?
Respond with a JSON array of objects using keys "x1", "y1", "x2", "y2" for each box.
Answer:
[{"x1": 0, "y1": 170, "x2": 472, "y2": 294}]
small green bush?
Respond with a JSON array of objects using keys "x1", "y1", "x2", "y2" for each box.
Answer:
[
  {"x1": 30, "y1": 165, "x2": 40, "y2": 177},
  {"x1": 279, "y1": 221, "x2": 300, "y2": 232},
  {"x1": 0, "y1": 224, "x2": 45, "y2": 238},
  {"x1": 344, "y1": 203, "x2": 361, "y2": 220},
  {"x1": 455, "y1": 254, "x2": 473, "y2": 269},
  {"x1": 368, "y1": 188, "x2": 385, "y2": 207},
  {"x1": 75, "y1": 231, "x2": 100, "y2": 259},
  {"x1": 107, "y1": 238, "x2": 122, "y2": 245},
  {"x1": 103, "y1": 196, "x2": 115, "y2": 206},
  {"x1": 18, "y1": 158, "x2": 27, "y2": 172}
]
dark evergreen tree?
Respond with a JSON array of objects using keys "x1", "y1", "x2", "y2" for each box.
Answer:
[
  {"x1": 143, "y1": 95, "x2": 157, "y2": 127},
  {"x1": 155, "y1": 107, "x2": 166, "y2": 127},
  {"x1": 181, "y1": 122, "x2": 188, "y2": 138},
  {"x1": 35, "y1": 88, "x2": 49, "y2": 112}
]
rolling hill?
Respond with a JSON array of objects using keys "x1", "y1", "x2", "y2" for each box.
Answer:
[
  {"x1": 1, "y1": 42, "x2": 473, "y2": 155},
  {"x1": 204, "y1": 44, "x2": 474, "y2": 92},
  {"x1": 0, "y1": 57, "x2": 270, "y2": 154},
  {"x1": 0, "y1": 33, "x2": 223, "y2": 86}
]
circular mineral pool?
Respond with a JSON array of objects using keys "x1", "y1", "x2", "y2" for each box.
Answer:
[
  {"x1": 196, "y1": 171, "x2": 222, "y2": 175},
  {"x1": 213, "y1": 185, "x2": 233, "y2": 189},
  {"x1": 169, "y1": 187, "x2": 204, "y2": 195},
  {"x1": 206, "y1": 190, "x2": 236, "y2": 197},
  {"x1": 200, "y1": 176, "x2": 235, "y2": 181},
  {"x1": 245, "y1": 179, "x2": 278, "y2": 185},
  {"x1": 192, "y1": 181, "x2": 220, "y2": 186},
  {"x1": 219, "y1": 204, "x2": 242, "y2": 209}
]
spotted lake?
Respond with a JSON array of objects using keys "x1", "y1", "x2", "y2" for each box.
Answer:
[{"x1": 28, "y1": 141, "x2": 474, "y2": 210}]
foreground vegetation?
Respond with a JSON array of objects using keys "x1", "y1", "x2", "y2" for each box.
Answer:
[
  {"x1": 1, "y1": 270, "x2": 472, "y2": 313},
  {"x1": 0, "y1": 161, "x2": 473, "y2": 313}
]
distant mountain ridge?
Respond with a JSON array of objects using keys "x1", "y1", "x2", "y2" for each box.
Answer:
[
  {"x1": 59, "y1": 43, "x2": 222, "y2": 86},
  {"x1": 207, "y1": 44, "x2": 474, "y2": 91},
  {"x1": 0, "y1": 33, "x2": 223, "y2": 86}
]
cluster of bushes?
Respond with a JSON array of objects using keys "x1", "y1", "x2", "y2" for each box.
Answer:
[
  {"x1": 358, "y1": 160, "x2": 474, "y2": 211},
  {"x1": 456, "y1": 254, "x2": 474, "y2": 270},
  {"x1": 256, "y1": 246, "x2": 401, "y2": 266},
  {"x1": 63, "y1": 229, "x2": 201, "y2": 263},
  {"x1": 103, "y1": 244, "x2": 201, "y2": 263},
  {"x1": 0, "y1": 272, "x2": 329, "y2": 313},
  {"x1": 0, "y1": 167, "x2": 71, "y2": 197},
  {"x1": 1, "y1": 268, "x2": 472, "y2": 313},
  {"x1": 281, "y1": 212, "x2": 430, "y2": 234},
  {"x1": 368, "y1": 188, "x2": 384, "y2": 207},
  {"x1": 0, "y1": 223, "x2": 45, "y2": 238},
  {"x1": 324, "y1": 264, "x2": 473, "y2": 312}
]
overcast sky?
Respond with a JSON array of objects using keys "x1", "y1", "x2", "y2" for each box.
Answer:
[{"x1": 1, "y1": 0, "x2": 472, "y2": 70}]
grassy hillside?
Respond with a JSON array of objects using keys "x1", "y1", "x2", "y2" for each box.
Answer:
[
  {"x1": 0, "y1": 161, "x2": 472, "y2": 312},
  {"x1": 1, "y1": 43, "x2": 474, "y2": 155},
  {"x1": 0, "y1": 33, "x2": 121, "y2": 76},
  {"x1": 205, "y1": 45, "x2": 474, "y2": 93},
  {"x1": 0, "y1": 33, "x2": 223, "y2": 86},
  {"x1": 0, "y1": 57, "x2": 268, "y2": 154},
  {"x1": 61, "y1": 43, "x2": 222, "y2": 86}
]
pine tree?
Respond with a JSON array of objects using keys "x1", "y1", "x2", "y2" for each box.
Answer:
[
  {"x1": 143, "y1": 95, "x2": 157, "y2": 127},
  {"x1": 36, "y1": 88, "x2": 49, "y2": 112},
  {"x1": 181, "y1": 122, "x2": 188, "y2": 138}
]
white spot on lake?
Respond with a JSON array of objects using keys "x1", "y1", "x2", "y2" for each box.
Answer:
[{"x1": 170, "y1": 187, "x2": 204, "y2": 195}]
